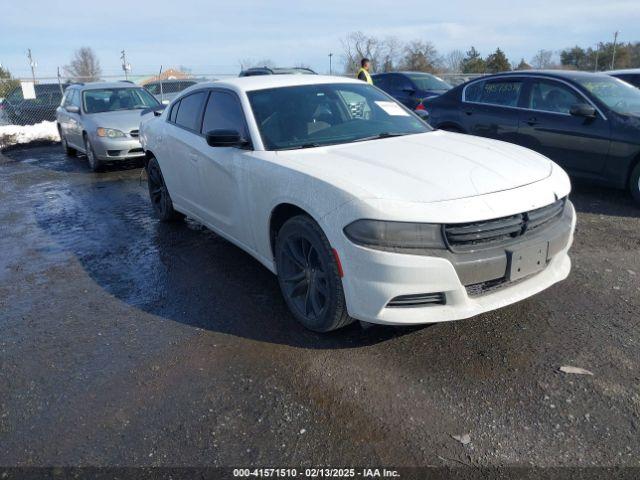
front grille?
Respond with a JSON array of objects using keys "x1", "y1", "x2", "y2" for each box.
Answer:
[
  {"x1": 444, "y1": 198, "x2": 565, "y2": 251},
  {"x1": 465, "y1": 268, "x2": 544, "y2": 297},
  {"x1": 387, "y1": 292, "x2": 446, "y2": 308},
  {"x1": 128, "y1": 148, "x2": 143, "y2": 154},
  {"x1": 129, "y1": 129, "x2": 139, "y2": 137}
]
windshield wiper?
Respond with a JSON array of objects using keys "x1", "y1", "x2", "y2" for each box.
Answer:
[
  {"x1": 279, "y1": 143, "x2": 323, "y2": 150},
  {"x1": 352, "y1": 132, "x2": 408, "y2": 143}
]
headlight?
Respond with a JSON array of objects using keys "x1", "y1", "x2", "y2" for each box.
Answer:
[
  {"x1": 343, "y1": 219, "x2": 444, "y2": 250},
  {"x1": 96, "y1": 128, "x2": 126, "y2": 138}
]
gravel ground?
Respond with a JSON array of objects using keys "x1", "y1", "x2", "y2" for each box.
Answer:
[{"x1": 0, "y1": 144, "x2": 639, "y2": 471}]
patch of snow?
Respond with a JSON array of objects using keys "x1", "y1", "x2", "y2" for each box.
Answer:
[{"x1": 0, "y1": 121, "x2": 59, "y2": 147}]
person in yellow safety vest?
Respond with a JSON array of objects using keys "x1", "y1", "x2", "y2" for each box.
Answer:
[{"x1": 356, "y1": 58, "x2": 372, "y2": 84}]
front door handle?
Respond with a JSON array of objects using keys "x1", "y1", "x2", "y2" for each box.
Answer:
[
  {"x1": 463, "y1": 109, "x2": 473, "y2": 116},
  {"x1": 526, "y1": 117, "x2": 539, "y2": 126}
]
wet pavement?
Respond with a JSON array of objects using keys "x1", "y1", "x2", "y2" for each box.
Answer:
[{"x1": 1, "y1": 144, "x2": 639, "y2": 468}]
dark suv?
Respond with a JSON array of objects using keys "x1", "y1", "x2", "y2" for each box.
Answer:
[
  {"x1": 3, "y1": 83, "x2": 67, "y2": 125},
  {"x1": 423, "y1": 70, "x2": 640, "y2": 202}
]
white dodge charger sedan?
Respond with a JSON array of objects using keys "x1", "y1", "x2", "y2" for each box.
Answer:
[{"x1": 139, "y1": 75, "x2": 575, "y2": 332}]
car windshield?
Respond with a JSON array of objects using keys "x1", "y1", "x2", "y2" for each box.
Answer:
[
  {"x1": 575, "y1": 76, "x2": 640, "y2": 116},
  {"x1": 248, "y1": 83, "x2": 430, "y2": 150},
  {"x1": 406, "y1": 73, "x2": 452, "y2": 91},
  {"x1": 83, "y1": 88, "x2": 160, "y2": 113}
]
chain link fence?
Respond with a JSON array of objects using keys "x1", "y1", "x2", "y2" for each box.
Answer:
[
  {"x1": 0, "y1": 73, "x2": 235, "y2": 148},
  {"x1": 0, "y1": 71, "x2": 486, "y2": 148}
]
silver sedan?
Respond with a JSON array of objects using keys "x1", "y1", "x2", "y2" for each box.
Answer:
[{"x1": 56, "y1": 82, "x2": 162, "y2": 171}]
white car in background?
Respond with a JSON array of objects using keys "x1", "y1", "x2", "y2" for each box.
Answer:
[{"x1": 140, "y1": 75, "x2": 575, "y2": 332}]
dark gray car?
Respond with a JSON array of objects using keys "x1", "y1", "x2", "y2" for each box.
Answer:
[{"x1": 56, "y1": 82, "x2": 161, "y2": 171}]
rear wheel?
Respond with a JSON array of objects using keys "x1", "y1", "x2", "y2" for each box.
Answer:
[
  {"x1": 629, "y1": 162, "x2": 640, "y2": 205},
  {"x1": 146, "y1": 157, "x2": 184, "y2": 222},
  {"x1": 275, "y1": 215, "x2": 353, "y2": 332},
  {"x1": 84, "y1": 135, "x2": 102, "y2": 172},
  {"x1": 439, "y1": 125, "x2": 464, "y2": 133}
]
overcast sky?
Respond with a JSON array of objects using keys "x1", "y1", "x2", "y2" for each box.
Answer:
[{"x1": 2, "y1": 0, "x2": 639, "y2": 78}]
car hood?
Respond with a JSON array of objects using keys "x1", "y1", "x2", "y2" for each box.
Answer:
[
  {"x1": 277, "y1": 131, "x2": 553, "y2": 204},
  {"x1": 86, "y1": 110, "x2": 152, "y2": 132}
]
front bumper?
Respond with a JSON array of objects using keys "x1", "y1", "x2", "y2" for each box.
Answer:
[
  {"x1": 90, "y1": 135, "x2": 145, "y2": 161},
  {"x1": 337, "y1": 201, "x2": 576, "y2": 325}
]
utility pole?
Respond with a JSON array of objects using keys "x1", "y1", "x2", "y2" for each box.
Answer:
[
  {"x1": 328, "y1": 53, "x2": 333, "y2": 75},
  {"x1": 120, "y1": 49, "x2": 131, "y2": 80},
  {"x1": 594, "y1": 43, "x2": 600, "y2": 72},
  {"x1": 611, "y1": 31, "x2": 619, "y2": 70},
  {"x1": 57, "y1": 66, "x2": 63, "y2": 95},
  {"x1": 27, "y1": 48, "x2": 37, "y2": 83}
]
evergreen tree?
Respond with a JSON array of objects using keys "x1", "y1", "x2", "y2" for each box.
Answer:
[
  {"x1": 461, "y1": 47, "x2": 486, "y2": 74},
  {"x1": 485, "y1": 48, "x2": 511, "y2": 73}
]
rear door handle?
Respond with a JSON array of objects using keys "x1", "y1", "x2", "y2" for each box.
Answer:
[{"x1": 463, "y1": 109, "x2": 473, "y2": 116}]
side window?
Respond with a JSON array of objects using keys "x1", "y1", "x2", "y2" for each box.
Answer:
[
  {"x1": 62, "y1": 89, "x2": 73, "y2": 107},
  {"x1": 394, "y1": 75, "x2": 413, "y2": 91},
  {"x1": 201, "y1": 91, "x2": 248, "y2": 138},
  {"x1": 169, "y1": 101, "x2": 180, "y2": 122},
  {"x1": 466, "y1": 80, "x2": 523, "y2": 107},
  {"x1": 464, "y1": 80, "x2": 484, "y2": 102},
  {"x1": 71, "y1": 90, "x2": 81, "y2": 108},
  {"x1": 174, "y1": 92, "x2": 206, "y2": 131},
  {"x1": 528, "y1": 80, "x2": 582, "y2": 114}
]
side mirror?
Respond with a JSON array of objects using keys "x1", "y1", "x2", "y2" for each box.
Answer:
[
  {"x1": 205, "y1": 129, "x2": 249, "y2": 148},
  {"x1": 65, "y1": 105, "x2": 80, "y2": 114},
  {"x1": 140, "y1": 105, "x2": 166, "y2": 117},
  {"x1": 569, "y1": 103, "x2": 596, "y2": 118}
]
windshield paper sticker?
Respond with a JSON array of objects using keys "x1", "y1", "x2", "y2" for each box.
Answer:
[{"x1": 375, "y1": 101, "x2": 410, "y2": 116}]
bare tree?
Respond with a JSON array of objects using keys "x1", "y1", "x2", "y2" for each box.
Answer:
[
  {"x1": 341, "y1": 31, "x2": 384, "y2": 74},
  {"x1": 444, "y1": 49, "x2": 464, "y2": 73},
  {"x1": 63, "y1": 47, "x2": 102, "y2": 82},
  {"x1": 399, "y1": 40, "x2": 441, "y2": 73},
  {"x1": 530, "y1": 49, "x2": 554, "y2": 69},
  {"x1": 379, "y1": 36, "x2": 402, "y2": 72}
]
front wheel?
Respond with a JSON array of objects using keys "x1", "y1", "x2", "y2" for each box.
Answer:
[
  {"x1": 146, "y1": 157, "x2": 184, "y2": 222},
  {"x1": 275, "y1": 215, "x2": 353, "y2": 332},
  {"x1": 84, "y1": 135, "x2": 102, "y2": 172},
  {"x1": 629, "y1": 162, "x2": 640, "y2": 205}
]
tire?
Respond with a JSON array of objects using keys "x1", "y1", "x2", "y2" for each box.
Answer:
[
  {"x1": 275, "y1": 215, "x2": 353, "y2": 332},
  {"x1": 630, "y1": 161, "x2": 640, "y2": 205},
  {"x1": 84, "y1": 135, "x2": 102, "y2": 172},
  {"x1": 146, "y1": 157, "x2": 184, "y2": 222},
  {"x1": 59, "y1": 127, "x2": 76, "y2": 157},
  {"x1": 439, "y1": 125, "x2": 464, "y2": 133}
]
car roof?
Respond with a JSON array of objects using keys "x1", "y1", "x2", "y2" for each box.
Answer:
[
  {"x1": 189, "y1": 74, "x2": 362, "y2": 93},
  {"x1": 72, "y1": 81, "x2": 144, "y2": 91},
  {"x1": 605, "y1": 68, "x2": 640, "y2": 75},
  {"x1": 476, "y1": 70, "x2": 615, "y2": 83}
]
